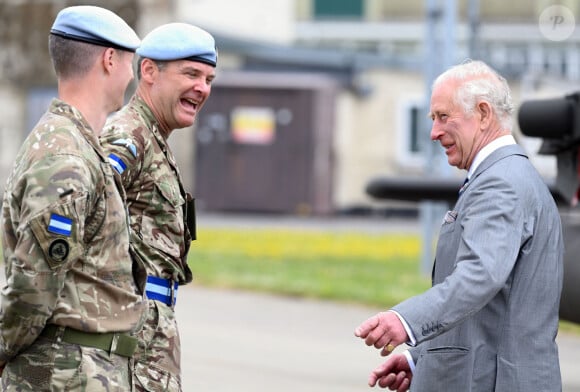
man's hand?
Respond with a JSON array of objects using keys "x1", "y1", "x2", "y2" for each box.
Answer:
[
  {"x1": 368, "y1": 353, "x2": 411, "y2": 391},
  {"x1": 354, "y1": 311, "x2": 408, "y2": 356}
]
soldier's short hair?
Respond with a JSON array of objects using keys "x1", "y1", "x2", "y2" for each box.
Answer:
[{"x1": 48, "y1": 34, "x2": 104, "y2": 79}]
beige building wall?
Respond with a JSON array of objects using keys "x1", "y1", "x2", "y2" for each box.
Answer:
[
  {"x1": 333, "y1": 70, "x2": 427, "y2": 209},
  {"x1": 177, "y1": 0, "x2": 295, "y2": 44},
  {"x1": 137, "y1": 0, "x2": 174, "y2": 34}
]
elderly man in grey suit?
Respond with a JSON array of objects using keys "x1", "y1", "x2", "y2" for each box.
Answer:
[{"x1": 355, "y1": 60, "x2": 564, "y2": 392}]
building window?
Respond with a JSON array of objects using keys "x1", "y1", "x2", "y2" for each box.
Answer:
[
  {"x1": 314, "y1": 0, "x2": 363, "y2": 19},
  {"x1": 409, "y1": 105, "x2": 422, "y2": 154},
  {"x1": 397, "y1": 96, "x2": 428, "y2": 168}
]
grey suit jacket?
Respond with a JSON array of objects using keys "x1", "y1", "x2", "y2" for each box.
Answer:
[{"x1": 393, "y1": 144, "x2": 563, "y2": 392}]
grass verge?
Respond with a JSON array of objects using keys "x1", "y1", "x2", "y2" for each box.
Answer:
[
  {"x1": 188, "y1": 227, "x2": 430, "y2": 308},
  {"x1": 188, "y1": 226, "x2": 580, "y2": 335}
]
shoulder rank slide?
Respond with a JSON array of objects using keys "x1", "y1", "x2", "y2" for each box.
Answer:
[{"x1": 111, "y1": 138, "x2": 138, "y2": 158}]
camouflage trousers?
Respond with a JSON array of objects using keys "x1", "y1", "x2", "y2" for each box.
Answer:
[
  {"x1": 2, "y1": 338, "x2": 133, "y2": 391},
  {"x1": 133, "y1": 300, "x2": 181, "y2": 392}
]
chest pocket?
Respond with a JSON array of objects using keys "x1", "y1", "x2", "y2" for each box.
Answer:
[
  {"x1": 141, "y1": 173, "x2": 185, "y2": 259},
  {"x1": 154, "y1": 175, "x2": 184, "y2": 208}
]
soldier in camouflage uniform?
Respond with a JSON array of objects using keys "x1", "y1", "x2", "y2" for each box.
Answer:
[
  {"x1": 101, "y1": 23, "x2": 217, "y2": 391},
  {"x1": 0, "y1": 6, "x2": 146, "y2": 391}
]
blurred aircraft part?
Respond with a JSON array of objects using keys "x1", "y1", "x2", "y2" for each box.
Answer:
[
  {"x1": 367, "y1": 176, "x2": 463, "y2": 204},
  {"x1": 560, "y1": 208, "x2": 580, "y2": 324}
]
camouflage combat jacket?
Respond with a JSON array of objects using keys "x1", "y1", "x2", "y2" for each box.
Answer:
[
  {"x1": 0, "y1": 99, "x2": 146, "y2": 362},
  {"x1": 101, "y1": 95, "x2": 193, "y2": 285}
]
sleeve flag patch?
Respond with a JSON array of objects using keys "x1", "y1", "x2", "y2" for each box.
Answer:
[
  {"x1": 108, "y1": 153, "x2": 127, "y2": 174},
  {"x1": 48, "y1": 214, "x2": 73, "y2": 236}
]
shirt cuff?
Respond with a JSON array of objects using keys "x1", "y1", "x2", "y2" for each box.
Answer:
[
  {"x1": 388, "y1": 309, "x2": 417, "y2": 346},
  {"x1": 403, "y1": 350, "x2": 416, "y2": 373}
]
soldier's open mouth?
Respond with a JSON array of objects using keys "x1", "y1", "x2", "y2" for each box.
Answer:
[{"x1": 181, "y1": 98, "x2": 198, "y2": 112}]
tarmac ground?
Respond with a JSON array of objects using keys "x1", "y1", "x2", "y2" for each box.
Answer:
[{"x1": 180, "y1": 283, "x2": 580, "y2": 392}]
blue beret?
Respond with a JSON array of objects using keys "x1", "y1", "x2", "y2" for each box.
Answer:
[
  {"x1": 50, "y1": 6, "x2": 140, "y2": 52},
  {"x1": 137, "y1": 23, "x2": 217, "y2": 67}
]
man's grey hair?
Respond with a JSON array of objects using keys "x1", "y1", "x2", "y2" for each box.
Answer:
[
  {"x1": 136, "y1": 57, "x2": 168, "y2": 80},
  {"x1": 433, "y1": 59, "x2": 515, "y2": 131}
]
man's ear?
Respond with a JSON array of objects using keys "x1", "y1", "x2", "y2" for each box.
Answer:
[
  {"x1": 102, "y1": 48, "x2": 117, "y2": 74},
  {"x1": 140, "y1": 58, "x2": 157, "y2": 82},
  {"x1": 478, "y1": 100, "x2": 493, "y2": 129}
]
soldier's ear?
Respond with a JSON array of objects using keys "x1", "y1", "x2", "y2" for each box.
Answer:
[
  {"x1": 140, "y1": 58, "x2": 158, "y2": 82},
  {"x1": 101, "y1": 48, "x2": 117, "y2": 75}
]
